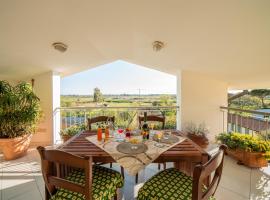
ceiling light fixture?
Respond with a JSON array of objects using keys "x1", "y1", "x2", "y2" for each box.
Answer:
[
  {"x1": 52, "y1": 42, "x2": 68, "y2": 53},
  {"x1": 152, "y1": 41, "x2": 165, "y2": 52}
]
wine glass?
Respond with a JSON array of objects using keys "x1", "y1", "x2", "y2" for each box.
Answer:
[
  {"x1": 149, "y1": 123, "x2": 155, "y2": 138},
  {"x1": 150, "y1": 123, "x2": 154, "y2": 130},
  {"x1": 155, "y1": 132, "x2": 165, "y2": 148}
]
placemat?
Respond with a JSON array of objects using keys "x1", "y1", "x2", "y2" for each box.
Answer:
[{"x1": 85, "y1": 135, "x2": 185, "y2": 176}]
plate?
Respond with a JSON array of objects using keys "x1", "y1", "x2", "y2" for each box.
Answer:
[
  {"x1": 116, "y1": 142, "x2": 148, "y2": 154},
  {"x1": 153, "y1": 134, "x2": 179, "y2": 144}
]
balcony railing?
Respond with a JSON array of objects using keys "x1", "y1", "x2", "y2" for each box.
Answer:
[
  {"x1": 53, "y1": 106, "x2": 179, "y2": 144},
  {"x1": 220, "y1": 106, "x2": 270, "y2": 136}
]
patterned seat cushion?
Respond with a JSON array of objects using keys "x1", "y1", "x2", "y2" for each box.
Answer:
[
  {"x1": 137, "y1": 168, "x2": 215, "y2": 200},
  {"x1": 50, "y1": 165, "x2": 124, "y2": 200}
]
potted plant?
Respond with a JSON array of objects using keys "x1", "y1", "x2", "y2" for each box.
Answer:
[
  {"x1": 60, "y1": 124, "x2": 86, "y2": 142},
  {"x1": 0, "y1": 81, "x2": 41, "y2": 160},
  {"x1": 184, "y1": 122, "x2": 209, "y2": 148},
  {"x1": 216, "y1": 132, "x2": 270, "y2": 168}
]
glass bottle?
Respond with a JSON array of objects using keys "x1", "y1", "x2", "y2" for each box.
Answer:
[
  {"x1": 125, "y1": 128, "x2": 131, "y2": 138},
  {"x1": 97, "y1": 127, "x2": 102, "y2": 141},
  {"x1": 142, "y1": 112, "x2": 149, "y2": 140},
  {"x1": 105, "y1": 126, "x2": 109, "y2": 141}
]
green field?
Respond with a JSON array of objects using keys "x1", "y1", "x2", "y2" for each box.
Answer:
[
  {"x1": 61, "y1": 94, "x2": 177, "y2": 107},
  {"x1": 60, "y1": 94, "x2": 177, "y2": 129}
]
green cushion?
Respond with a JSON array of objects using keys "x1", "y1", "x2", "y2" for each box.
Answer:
[
  {"x1": 137, "y1": 168, "x2": 215, "y2": 200},
  {"x1": 50, "y1": 165, "x2": 124, "y2": 200}
]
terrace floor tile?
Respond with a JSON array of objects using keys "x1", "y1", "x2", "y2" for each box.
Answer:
[{"x1": 0, "y1": 148, "x2": 269, "y2": 200}]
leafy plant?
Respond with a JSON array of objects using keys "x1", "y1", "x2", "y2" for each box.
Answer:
[
  {"x1": 60, "y1": 124, "x2": 86, "y2": 137},
  {"x1": 184, "y1": 122, "x2": 209, "y2": 137},
  {"x1": 0, "y1": 81, "x2": 41, "y2": 138},
  {"x1": 216, "y1": 133, "x2": 270, "y2": 154},
  {"x1": 250, "y1": 89, "x2": 270, "y2": 108}
]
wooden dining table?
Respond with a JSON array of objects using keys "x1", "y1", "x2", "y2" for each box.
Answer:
[{"x1": 58, "y1": 130, "x2": 210, "y2": 177}]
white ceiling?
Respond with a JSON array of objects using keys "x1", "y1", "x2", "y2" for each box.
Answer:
[{"x1": 0, "y1": 0, "x2": 270, "y2": 89}]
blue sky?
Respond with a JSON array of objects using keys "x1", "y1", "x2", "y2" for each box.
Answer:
[{"x1": 61, "y1": 60, "x2": 176, "y2": 95}]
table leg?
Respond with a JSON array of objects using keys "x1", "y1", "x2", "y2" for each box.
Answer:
[
  {"x1": 173, "y1": 161, "x2": 178, "y2": 169},
  {"x1": 174, "y1": 160, "x2": 192, "y2": 176},
  {"x1": 120, "y1": 166, "x2": 125, "y2": 179}
]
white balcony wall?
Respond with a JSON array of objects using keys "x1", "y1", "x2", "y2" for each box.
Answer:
[
  {"x1": 28, "y1": 71, "x2": 60, "y2": 146},
  {"x1": 180, "y1": 71, "x2": 228, "y2": 141}
]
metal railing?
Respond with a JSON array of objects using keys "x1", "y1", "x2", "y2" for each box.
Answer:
[
  {"x1": 53, "y1": 106, "x2": 179, "y2": 143},
  {"x1": 220, "y1": 106, "x2": 270, "y2": 136}
]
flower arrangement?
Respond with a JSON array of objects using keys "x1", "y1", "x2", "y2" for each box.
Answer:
[
  {"x1": 184, "y1": 122, "x2": 209, "y2": 147},
  {"x1": 184, "y1": 122, "x2": 209, "y2": 137}
]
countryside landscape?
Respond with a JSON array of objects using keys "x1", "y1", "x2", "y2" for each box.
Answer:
[
  {"x1": 60, "y1": 88, "x2": 177, "y2": 129},
  {"x1": 60, "y1": 88, "x2": 270, "y2": 131}
]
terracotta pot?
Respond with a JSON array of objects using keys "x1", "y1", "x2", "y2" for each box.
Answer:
[
  {"x1": 61, "y1": 135, "x2": 72, "y2": 143},
  {"x1": 0, "y1": 134, "x2": 32, "y2": 160},
  {"x1": 226, "y1": 148, "x2": 268, "y2": 168},
  {"x1": 243, "y1": 151, "x2": 268, "y2": 168},
  {"x1": 226, "y1": 149, "x2": 245, "y2": 164},
  {"x1": 187, "y1": 134, "x2": 209, "y2": 148}
]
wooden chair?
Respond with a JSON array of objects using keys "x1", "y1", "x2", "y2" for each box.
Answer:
[
  {"x1": 138, "y1": 115, "x2": 165, "y2": 129},
  {"x1": 139, "y1": 115, "x2": 166, "y2": 171},
  {"x1": 37, "y1": 146, "x2": 124, "y2": 200},
  {"x1": 88, "y1": 116, "x2": 115, "y2": 131},
  {"x1": 137, "y1": 145, "x2": 227, "y2": 200}
]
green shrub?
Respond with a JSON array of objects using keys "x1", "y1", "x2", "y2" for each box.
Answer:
[
  {"x1": 60, "y1": 124, "x2": 86, "y2": 137},
  {"x1": 216, "y1": 132, "x2": 270, "y2": 154},
  {"x1": 0, "y1": 81, "x2": 41, "y2": 138}
]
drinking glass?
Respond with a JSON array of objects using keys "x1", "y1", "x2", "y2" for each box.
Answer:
[
  {"x1": 149, "y1": 123, "x2": 155, "y2": 139},
  {"x1": 157, "y1": 132, "x2": 163, "y2": 142},
  {"x1": 164, "y1": 131, "x2": 171, "y2": 140}
]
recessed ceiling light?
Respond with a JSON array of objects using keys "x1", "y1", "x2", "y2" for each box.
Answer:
[
  {"x1": 152, "y1": 41, "x2": 165, "y2": 52},
  {"x1": 52, "y1": 42, "x2": 68, "y2": 53}
]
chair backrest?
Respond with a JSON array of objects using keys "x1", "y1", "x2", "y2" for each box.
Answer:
[
  {"x1": 87, "y1": 116, "x2": 115, "y2": 130},
  {"x1": 192, "y1": 144, "x2": 227, "y2": 200},
  {"x1": 37, "y1": 146, "x2": 93, "y2": 200},
  {"x1": 138, "y1": 115, "x2": 165, "y2": 129}
]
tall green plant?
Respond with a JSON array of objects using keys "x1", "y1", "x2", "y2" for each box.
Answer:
[{"x1": 0, "y1": 81, "x2": 41, "y2": 138}]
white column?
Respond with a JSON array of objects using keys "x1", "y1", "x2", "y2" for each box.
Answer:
[
  {"x1": 181, "y1": 70, "x2": 228, "y2": 141},
  {"x1": 52, "y1": 73, "x2": 61, "y2": 144},
  {"x1": 25, "y1": 71, "x2": 61, "y2": 146},
  {"x1": 176, "y1": 70, "x2": 182, "y2": 130},
  {"x1": 30, "y1": 72, "x2": 54, "y2": 146}
]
